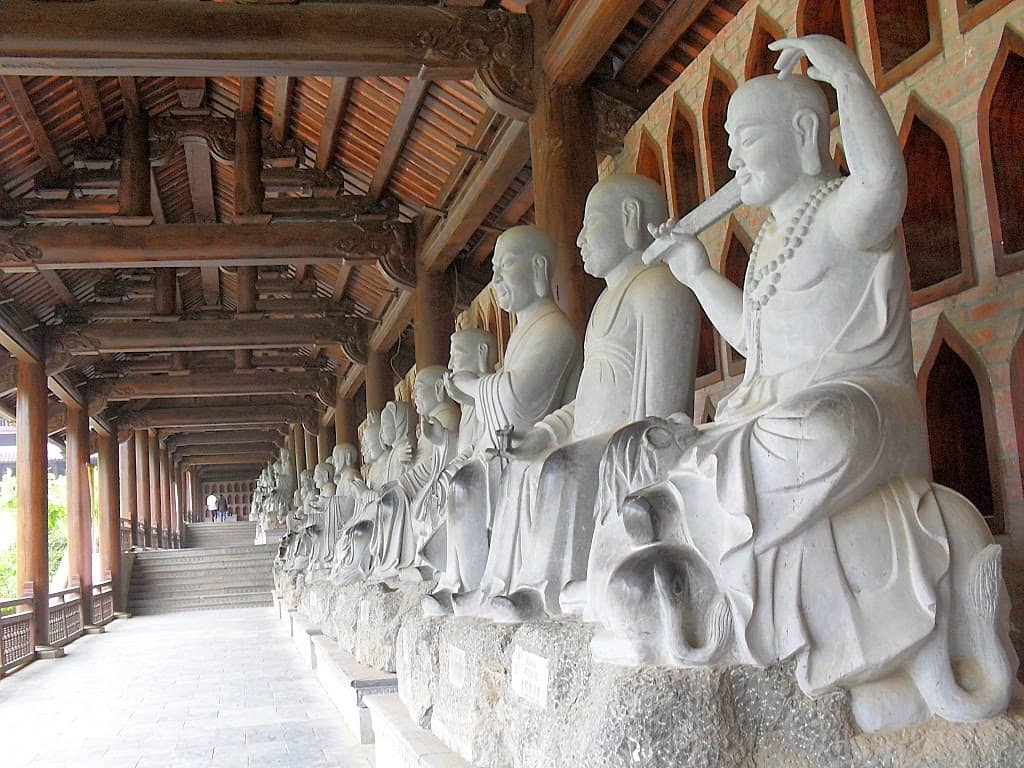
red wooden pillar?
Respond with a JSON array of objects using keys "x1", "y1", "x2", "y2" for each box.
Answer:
[
  {"x1": 97, "y1": 432, "x2": 122, "y2": 609},
  {"x1": 134, "y1": 429, "x2": 151, "y2": 547},
  {"x1": 119, "y1": 432, "x2": 138, "y2": 547},
  {"x1": 159, "y1": 447, "x2": 171, "y2": 546},
  {"x1": 16, "y1": 358, "x2": 49, "y2": 644},
  {"x1": 148, "y1": 430, "x2": 162, "y2": 547},
  {"x1": 364, "y1": 346, "x2": 394, "y2": 414},
  {"x1": 65, "y1": 403, "x2": 93, "y2": 621},
  {"x1": 335, "y1": 394, "x2": 359, "y2": 452}
]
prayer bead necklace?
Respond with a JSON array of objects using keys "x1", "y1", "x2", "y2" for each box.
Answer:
[{"x1": 745, "y1": 177, "x2": 845, "y2": 308}]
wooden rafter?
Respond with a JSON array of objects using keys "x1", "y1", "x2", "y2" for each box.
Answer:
[
  {"x1": 316, "y1": 77, "x2": 351, "y2": 172},
  {"x1": 271, "y1": 76, "x2": 293, "y2": 144},
  {"x1": 368, "y1": 76, "x2": 430, "y2": 200},
  {"x1": 238, "y1": 78, "x2": 257, "y2": 117},
  {"x1": 73, "y1": 77, "x2": 107, "y2": 140},
  {"x1": 544, "y1": 0, "x2": 646, "y2": 86},
  {"x1": 0, "y1": 75, "x2": 62, "y2": 171},
  {"x1": 617, "y1": 0, "x2": 716, "y2": 88}
]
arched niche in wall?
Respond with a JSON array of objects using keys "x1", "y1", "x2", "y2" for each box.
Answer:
[
  {"x1": 898, "y1": 96, "x2": 973, "y2": 306},
  {"x1": 744, "y1": 9, "x2": 785, "y2": 80},
  {"x1": 832, "y1": 143, "x2": 849, "y2": 176},
  {"x1": 1012, "y1": 328, "x2": 1024, "y2": 494},
  {"x1": 720, "y1": 218, "x2": 752, "y2": 377},
  {"x1": 865, "y1": 0, "x2": 941, "y2": 89},
  {"x1": 796, "y1": 0, "x2": 853, "y2": 115},
  {"x1": 917, "y1": 315, "x2": 1004, "y2": 533},
  {"x1": 702, "y1": 61, "x2": 736, "y2": 195},
  {"x1": 669, "y1": 99, "x2": 704, "y2": 218},
  {"x1": 635, "y1": 129, "x2": 666, "y2": 191},
  {"x1": 979, "y1": 30, "x2": 1024, "y2": 276},
  {"x1": 956, "y1": 0, "x2": 1014, "y2": 34},
  {"x1": 699, "y1": 396, "x2": 717, "y2": 425}
]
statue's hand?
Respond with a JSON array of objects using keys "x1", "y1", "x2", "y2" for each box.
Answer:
[
  {"x1": 421, "y1": 415, "x2": 442, "y2": 443},
  {"x1": 506, "y1": 426, "x2": 554, "y2": 461},
  {"x1": 770, "y1": 35, "x2": 864, "y2": 87},
  {"x1": 644, "y1": 221, "x2": 710, "y2": 286},
  {"x1": 396, "y1": 441, "x2": 414, "y2": 465}
]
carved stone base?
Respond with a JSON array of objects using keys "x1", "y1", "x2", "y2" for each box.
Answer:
[
  {"x1": 355, "y1": 580, "x2": 436, "y2": 673},
  {"x1": 400, "y1": 616, "x2": 1024, "y2": 768}
]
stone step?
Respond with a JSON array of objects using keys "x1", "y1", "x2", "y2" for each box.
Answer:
[
  {"x1": 132, "y1": 547, "x2": 276, "y2": 563},
  {"x1": 128, "y1": 594, "x2": 273, "y2": 615},
  {"x1": 132, "y1": 555, "x2": 274, "y2": 572},
  {"x1": 129, "y1": 576, "x2": 274, "y2": 593},
  {"x1": 130, "y1": 584, "x2": 274, "y2": 600}
]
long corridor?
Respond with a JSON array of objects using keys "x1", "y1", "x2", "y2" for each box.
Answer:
[{"x1": 0, "y1": 608, "x2": 374, "y2": 768}]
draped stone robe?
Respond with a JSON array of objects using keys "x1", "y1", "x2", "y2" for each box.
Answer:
[
  {"x1": 441, "y1": 302, "x2": 582, "y2": 597},
  {"x1": 592, "y1": 187, "x2": 946, "y2": 695},
  {"x1": 494, "y1": 263, "x2": 699, "y2": 612}
]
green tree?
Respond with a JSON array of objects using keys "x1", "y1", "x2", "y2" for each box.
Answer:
[{"x1": 0, "y1": 472, "x2": 70, "y2": 600}]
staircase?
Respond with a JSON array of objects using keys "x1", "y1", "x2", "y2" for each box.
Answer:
[{"x1": 127, "y1": 522, "x2": 277, "y2": 615}]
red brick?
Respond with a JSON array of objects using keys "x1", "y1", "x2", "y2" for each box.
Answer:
[
  {"x1": 969, "y1": 325, "x2": 996, "y2": 346},
  {"x1": 970, "y1": 297, "x2": 1013, "y2": 322}
]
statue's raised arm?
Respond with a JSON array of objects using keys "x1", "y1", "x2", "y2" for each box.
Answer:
[{"x1": 771, "y1": 35, "x2": 907, "y2": 250}]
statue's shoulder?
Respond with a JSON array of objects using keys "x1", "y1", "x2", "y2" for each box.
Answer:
[{"x1": 625, "y1": 263, "x2": 692, "y2": 306}]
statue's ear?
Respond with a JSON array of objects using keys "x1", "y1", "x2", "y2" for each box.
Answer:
[
  {"x1": 792, "y1": 109, "x2": 822, "y2": 176},
  {"x1": 434, "y1": 377, "x2": 446, "y2": 402},
  {"x1": 622, "y1": 198, "x2": 645, "y2": 251},
  {"x1": 532, "y1": 253, "x2": 550, "y2": 298},
  {"x1": 476, "y1": 343, "x2": 488, "y2": 372}
]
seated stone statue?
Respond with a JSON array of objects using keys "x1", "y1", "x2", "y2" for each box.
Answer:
[
  {"x1": 331, "y1": 413, "x2": 387, "y2": 583},
  {"x1": 424, "y1": 226, "x2": 583, "y2": 615},
  {"x1": 374, "y1": 366, "x2": 461, "y2": 581},
  {"x1": 419, "y1": 329, "x2": 499, "y2": 583},
  {"x1": 484, "y1": 174, "x2": 701, "y2": 623},
  {"x1": 318, "y1": 443, "x2": 359, "y2": 568},
  {"x1": 308, "y1": 461, "x2": 338, "y2": 570},
  {"x1": 367, "y1": 400, "x2": 416, "y2": 580},
  {"x1": 284, "y1": 468, "x2": 316, "y2": 574},
  {"x1": 588, "y1": 36, "x2": 1017, "y2": 732},
  {"x1": 270, "y1": 447, "x2": 297, "y2": 527}
]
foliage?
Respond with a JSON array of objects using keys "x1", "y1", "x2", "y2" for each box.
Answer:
[{"x1": 0, "y1": 472, "x2": 70, "y2": 600}]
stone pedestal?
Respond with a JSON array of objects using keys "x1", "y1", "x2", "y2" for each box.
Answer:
[
  {"x1": 355, "y1": 580, "x2": 435, "y2": 673},
  {"x1": 367, "y1": 693, "x2": 472, "y2": 768},
  {"x1": 399, "y1": 615, "x2": 1024, "y2": 768},
  {"x1": 312, "y1": 636, "x2": 398, "y2": 744}
]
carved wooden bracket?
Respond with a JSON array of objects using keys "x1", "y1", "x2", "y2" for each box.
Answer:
[
  {"x1": 339, "y1": 317, "x2": 375, "y2": 366},
  {"x1": 149, "y1": 114, "x2": 236, "y2": 166},
  {"x1": 261, "y1": 133, "x2": 304, "y2": 169},
  {"x1": 0, "y1": 230, "x2": 42, "y2": 263},
  {"x1": 592, "y1": 87, "x2": 641, "y2": 158}
]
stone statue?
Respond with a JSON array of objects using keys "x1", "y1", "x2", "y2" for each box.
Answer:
[
  {"x1": 282, "y1": 468, "x2": 315, "y2": 573},
  {"x1": 270, "y1": 447, "x2": 297, "y2": 526},
  {"x1": 310, "y1": 461, "x2": 339, "y2": 569},
  {"x1": 373, "y1": 367, "x2": 461, "y2": 581},
  {"x1": 424, "y1": 226, "x2": 583, "y2": 614},
  {"x1": 421, "y1": 328, "x2": 500, "y2": 608},
  {"x1": 485, "y1": 174, "x2": 702, "y2": 623},
  {"x1": 331, "y1": 414, "x2": 387, "y2": 583},
  {"x1": 587, "y1": 35, "x2": 1017, "y2": 732},
  {"x1": 367, "y1": 400, "x2": 417, "y2": 580},
  {"x1": 252, "y1": 467, "x2": 270, "y2": 544}
]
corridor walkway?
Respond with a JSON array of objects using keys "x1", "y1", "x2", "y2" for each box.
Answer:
[{"x1": 0, "y1": 608, "x2": 374, "y2": 768}]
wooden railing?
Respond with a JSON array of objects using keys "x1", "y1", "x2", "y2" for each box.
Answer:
[
  {"x1": 120, "y1": 519, "x2": 133, "y2": 550},
  {"x1": 0, "y1": 589, "x2": 35, "y2": 676},
  {"x1": 47, "y1": 584, "x2": 83, "y2": 648},
  {"x1": 91, "y1": 579, "x2": 115, "y2": 626}
]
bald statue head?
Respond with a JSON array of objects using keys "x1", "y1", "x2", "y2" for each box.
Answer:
[
  {"x1": 578, "y1": 174, "x2": 669, "y2": 278},
  {"x1": 726, "y1": 74, "x2": 835, "y2": 207},
  {"x1": 449, "y1": 328, "x2": 498, "y2": 378},
  {"x1": 413, "y1": 365, "x2": 451, "y2": 417},
  {"x1": 492, "y1": 225, "x2": 556, "y2": 314},
  {"x1": 331, "y1": 442, "x2": 358, "y2": 471},
  {"x1": 361, "y1": 412, "x2": 384, "y2": 464}
]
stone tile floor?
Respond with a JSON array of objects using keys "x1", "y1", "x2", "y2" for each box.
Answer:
[{"x1": 0, "y1": 607, "x2": 375, "y2": 768}]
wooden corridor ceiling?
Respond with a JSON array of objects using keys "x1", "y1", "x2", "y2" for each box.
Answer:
[{"x1": 0, "y1": 0, "x2": 746, "y2": 448}]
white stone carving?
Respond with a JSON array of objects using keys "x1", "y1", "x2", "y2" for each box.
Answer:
[{"x1": 586, "y1": 35, "x2": 1018, "y2": 732}]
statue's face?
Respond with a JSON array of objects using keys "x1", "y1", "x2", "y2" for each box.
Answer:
[
  {"x1": 361, "y1": 425, "x2": 383, "y2": 462},
  {"x1": 726, "y1": 91, "x2": 804, "y2": 207},
  {"x1": 449, "y1": 337, "x2": 472, "y2": 374},
  {"x1": 491, "y1": 246, "x2": 540, "y2": 314},
  {"x1": 577, "y1": 188, "x2": 630, "y2": 278},
  {"x1": 413, "y1": 377, "x2": 438, "y2": 415},
  {"x1": 380, "y1": 412, "x2": 397, "y2": 446}
]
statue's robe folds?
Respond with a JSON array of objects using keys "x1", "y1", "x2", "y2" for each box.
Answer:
[
  {"x1": 443, "y1": 303, "x2": 582, "y2": 597},
  {"x1": 331, "y1": 460, "x2": 389, "y2": 582},
  {"x1": 496, "y1": 264, "x2": 699, "y2": 613},
  {"x1": 318, "y1": 488, "x2": 354, "y2": 568},
  {"x1": 593, "y1": 191, "x2": 950, "y2": 695},
  {"x1": 374, "y1": 403, "x2": 460, "y2": 577}
]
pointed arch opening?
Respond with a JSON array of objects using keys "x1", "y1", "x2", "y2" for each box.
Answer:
[
  {"x1": 917, "y1": 316, "x2": 1004, "y2": 533},
  {"x1": 668, "y1": 99, "x2": 704, "y2": 219},
  {"x1": 699, "y1": 396, "x2": 717, "y2": 425},
  {"x1": 979, "y1": 30, "x2": 1024, "y2": 276},
  {"x1": 703, "y1": 63, "x2": 736, "y2": 195},
  {"x1": 720, "y1": 219, "x2": 752, "y2": 377},
  {"x1": 956, "y1": 0, "x2": 1013, "y2": 34},
  {"x1": 744, "y1": 11, "x2": 785, "y2": 81},
  {"x1": 898, "y1": 97, "x2": 973, "y2": 305},
  {"x1": 866, "y1": 0, "x2": 941, "y2": 89},
  {"x1": 635, "y1": 129, "x2": 666, "y2": 191}
]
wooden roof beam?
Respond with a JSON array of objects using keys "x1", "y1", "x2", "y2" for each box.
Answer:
[
  {"x1": 0, "y1": 220, "x2": 413, "y2": 271},
  {"x1": 316, "y1": 77, "x2": 351, "y2": 172},
  {"x1": 121, "y1": 403, "x2": 318, "y2": 432},
  {"x1": 73, "y1": 77, "x2": 107, "y2": 140},
  {"x1": 617, "y1": 0, "x2": 715, "y2": 88},
  {"x1": 0, "y1": 75, "x2": 62, "y2": 172},
  {"x1": 163, "y1": 428, "x2": 285, "y2": 449},
  {"x1": 368, "y1": 76, "x2": 430, "y2": 200},
  {"x1": 0, "y1": 1, "x2": 534, "y2": 119},
  {"x1": 544, "y1": 0, "x2": 646, "y2": 87},
  {"x1": 175, "y1": 443, "x2": 280, "y2": 460},
  {"x1": 271, "y1": 76, "x2": 293, "y2": 144}
]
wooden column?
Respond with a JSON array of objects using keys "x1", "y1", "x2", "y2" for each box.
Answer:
[
  {"x1": 118, "y1": 96, "x2": 150, "y2": 218},
  {"x1": 119, "y1": 432, "x2": 138, "y2": 546},
  {"x1": 66, "y1": 403, "x2": 93, "y2": 621},
  {"x1": 412, "y1": 263, "x2": 455, "y2": 370},
  {"x1": 16, "y1": 358, "x2": 49, "y2": 643},
  {"x1": 235, "y1": 266, "x2": 257, "y2": 370},
  {"x1": 148, "y1": 430, "x2": 162, "y2": 546},
  {"x1": 335, "y1": 394, "x2": 359, "y2": 450},
  {"x1": 529, "y1": 3, "x2": 602, "y2": 338},
  {"x1": 134, "y1": 428, "x2": 151, "y2": 547},
  {"x1": 159, "y1": 446, "x2": 171, "y2": 546},
  {"x1": 291, "y1": 424, "x2": 306, "y2": 477},
  {"x1": 364, "y1": 346, "x2": 393, "y2": 414},
  {"x1": 189, "y1": 467, "x2": 202, "y2": 524},
  {"x1": 317, "y1": 423, "x2": 334, "y2": 464},
  {"x1": 97, "y1": 431, "x2": 121, "y2": 609},
  {"x1": 233, "y1": 110, "x2": 263, "y2": 218},
  {"x1": 304, "y1": 430, "x2": 317, "y2": 472}
]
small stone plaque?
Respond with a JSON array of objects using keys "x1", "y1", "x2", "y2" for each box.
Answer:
[
  {"x1": 359, "y1": 599, "x2": 370, "y2": 625},
  {"x1": 511, "y1": 646, "x2": 549, "y2": 708},
  {"x1": 447, "y1": 644, "x2": 467, "y2": 689}
]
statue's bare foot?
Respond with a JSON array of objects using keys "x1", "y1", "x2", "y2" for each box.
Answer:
[
  {"x1": 422, "y1": 591, "x2": 454, "y2": 616},
  {"x1": 490, "y1": 590, "x2": 544, "y2": 623},
  {"x1": 451, "y1": 589, "x2": 483, "y2": 617},
  {"x1": 559, "y1": 580, "x2": 587, "y2": 615}
]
